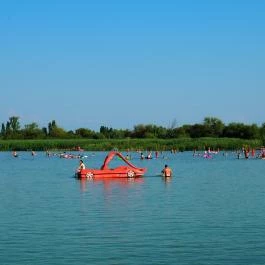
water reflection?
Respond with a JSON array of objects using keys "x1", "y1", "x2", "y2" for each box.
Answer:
[
  {"x1": 79, "y1": 177, "x2": 144, "y2": 192},
  {"x1": 162, "y1": 176, "x2": 172, "y2": 183}
]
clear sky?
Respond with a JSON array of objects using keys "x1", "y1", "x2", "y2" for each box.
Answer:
[{"x1": 1, "y1": 0, "x2": 264, "y2": 131}]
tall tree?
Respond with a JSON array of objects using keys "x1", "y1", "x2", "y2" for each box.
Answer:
[
  {"x1": 203, "y1": 117, "x2": 225, "y2": 137},
  {"x1": 22, "y1": 122, "x2": 45, "y2": 139},
  {"x1": 48, "y1": 120, "x2": 58, "y2": 136},
  {"x1": 261, "y1": 123, "x2": 265, "y2": 145},
  {"x1": 47, "y1": 120, "x2": 67, "y2": 138},
  {"x1": 9, "y1": 116, "x2": 20, "y2": 132},
  {"x1": 1, "y1": 123, "x2": 5, "y2": 136}
]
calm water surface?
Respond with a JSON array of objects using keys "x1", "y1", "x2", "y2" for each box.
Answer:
[{"x1": 0, "y1": 151, "x2": 265, "y2": 265}]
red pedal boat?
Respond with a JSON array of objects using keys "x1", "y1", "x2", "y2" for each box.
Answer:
[{"x1": 76, "y1": 151, "x2": 147, "y2": 179}]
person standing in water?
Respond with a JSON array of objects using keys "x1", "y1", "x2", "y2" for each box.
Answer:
[
  {"x1": 77, "y1": 160, "x2": 86, "y2": 172},
  {"x1": 161, "y1": 164, "x2": 172, "y2": 177}
]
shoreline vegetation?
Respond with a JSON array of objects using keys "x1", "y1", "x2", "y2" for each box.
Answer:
[
  {"x1": 0, "y1": 138, "x2": 262, "y2": 152},
  {"x1": 1, "y1": 116, "x2": 265, "y2": 151}
]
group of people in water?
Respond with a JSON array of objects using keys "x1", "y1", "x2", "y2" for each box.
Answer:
[
  {"x1": 12, "y1": 147, "x2": 265, "y2": 161},
  {"x1": 192, "y1": 147, "x2": 265, "y2": 160},
  {"x1": 236, "y1": 147, "x2": 265, "y2": 159},
  {"x1": 12, "y1": 150, "x2": 36, "y2": 157},
  {"x1": 11, "y1": 146, "x2": 265, "y2": 181},
  {"x1": 140, "y1": 151, "x2": 166, "y2": 160},
  {"x1": 12, "y1": 150, "x2": 90, "y2": 159}
]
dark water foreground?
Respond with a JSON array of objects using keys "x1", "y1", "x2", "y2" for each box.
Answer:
[{"x1": 0, "y1": 151, "x2": 265, "y2": 265}]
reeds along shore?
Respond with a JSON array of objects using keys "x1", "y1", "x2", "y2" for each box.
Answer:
[{"x1": 0, "y1": 138, "x2": 262, "y2": 151}]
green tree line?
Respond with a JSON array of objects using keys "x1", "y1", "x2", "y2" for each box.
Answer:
[{"x1": 1, "y1": 116, "x2": 265, "y2": 144}]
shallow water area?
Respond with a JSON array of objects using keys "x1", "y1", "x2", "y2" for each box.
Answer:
[{"x1": 0, "y1": 151, "x2": 265, "y2": 265}]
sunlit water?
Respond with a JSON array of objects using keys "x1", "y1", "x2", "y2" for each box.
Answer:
[{"x1": 0, "y1": 151, "x2": 265, "y2": 265}]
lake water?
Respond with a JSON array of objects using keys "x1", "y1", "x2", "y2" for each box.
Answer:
[{"x1": 0, "y1": 151, "x2": 265, "y2": 265}]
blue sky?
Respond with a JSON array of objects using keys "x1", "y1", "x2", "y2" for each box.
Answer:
[{"x1": 1, "y1": 0, "x2": 264, "y2": 131}]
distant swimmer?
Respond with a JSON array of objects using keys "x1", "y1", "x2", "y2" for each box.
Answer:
[
  {"x1": 12, "y1": 151, "x2": 18, "y2": 158},
  {"x1": 146, "y1": 152, "x2": 152, "y2": 159},
  {"x1": 244, "y1": 149, "x2": 249, "y2": 159},
  {"x1": 161, "y1": 164, "x2": 172, "y2": 177},
  {"x1": 251, "y1": 148, "x2": 255, "y2": 157}
]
